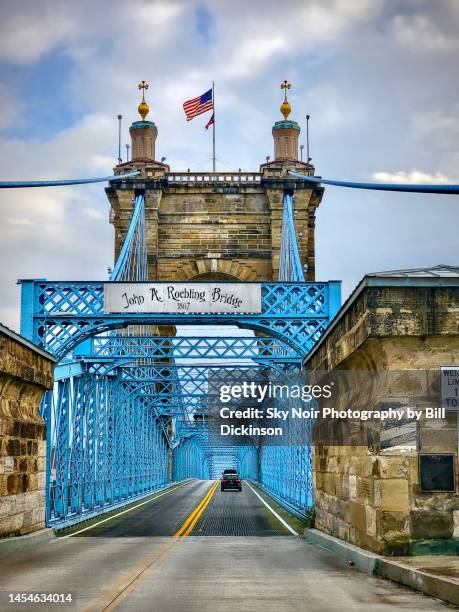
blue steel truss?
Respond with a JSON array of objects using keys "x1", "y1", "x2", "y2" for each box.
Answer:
[
  {"x1": 279, "y1": 194, "x2": 304, "y2": 282},
  {"x1": 16, "y1": 166, "x2": 459, "y2": 525},
  {"x1": 100, "y1": 365, "x2": 297, "y2": 419},
  {"x1": 110, "y1": 195, "x2": 148, "y2": 282},
  {"x1": 88, "y1": 335, "x2": 302, "y2": 363},
  {"x1": 21, "y1": 187, "x2": 341, "y2": 527},
  {"x1": 19, "y1": 280, "x2": 340, "y2": 359},
  {"x1": 42, "y1": 373, "x2": 170, "y2": 524}
]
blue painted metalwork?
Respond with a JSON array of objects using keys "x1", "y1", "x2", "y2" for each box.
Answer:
[
  {"x1": 257, "y1": 398, "x2": 314, "y2": 512},
  {"x1": 26, "y1": 163, "x2": 459, "y2": 524},
  {"x1": 279, "y1": 194, "x2": 304, "y2": 282},
  {"x1": 289, "y1": 170, "x2": 459, "y2": 194},
  {"x1": 88, "y1": 335, "x2": 302, "y2": 363},
  {"x1": 18, "y1": 280, "x2": 339, "y2": 358},
  {"x1": 130, "y1": 121, "x2": 157, "y2": 130},
  {"x1": 20, "y1": 184, "x2": 341, "y2": 527},
  {"x1": 44, "y1": 373, "x2": 170, "y2": 525},
  {"x1": 110, "y1": 195, "x2": 147, "y2": 282},
  {"x1": 248, "y1": 191, "x2": 318, "y2": 515},
  {"x1": 0, "y1": 170, "x2": 140, "y2": 189}
]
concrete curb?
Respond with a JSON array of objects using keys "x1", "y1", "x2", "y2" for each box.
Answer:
[
  {"x1": 378, "y1": 558, "x2": 459, "y2": 607},
  {"x1": 303, "y1": 528, "x2": 379, "y2": 574},
  {"x1": 0, "y1": 528, "x2": 55, "y2": 556},
  {"x1": 303, "y1": 528, "x2": 459, "y2": 607}
]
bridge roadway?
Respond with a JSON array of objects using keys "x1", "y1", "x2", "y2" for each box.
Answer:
[{"x1": 0, "y1": 480, "x2": 450, "y2": 611}]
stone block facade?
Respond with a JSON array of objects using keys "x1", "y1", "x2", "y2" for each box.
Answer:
[
  {"x1": 106, "y1": 161, "x2": 322, "y2": 282},
  {"x1": 306, "y1": 277, "x2": 459, "y2": 555},
  {"x1": 0, "y1": 325, "x2": 54, "y2": 537}
]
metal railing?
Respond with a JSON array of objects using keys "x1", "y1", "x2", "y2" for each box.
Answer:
[{"x1": 166, "y1": 172, "x2": 262, "y2": 184}]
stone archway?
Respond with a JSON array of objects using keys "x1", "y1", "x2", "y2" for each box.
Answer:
[{"x1": 172, "y1": 259, "x2": 260, "y2": 282}]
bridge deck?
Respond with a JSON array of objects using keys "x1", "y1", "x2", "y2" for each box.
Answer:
[
  {"x1": 68, "y1": 480, "x2": 293, "y2": 538},
  {"x1": 0, "y1": 481, "x2": 449, "y2": 611}
]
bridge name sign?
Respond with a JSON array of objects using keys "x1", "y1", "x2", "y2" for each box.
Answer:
[{"x1": 104, "y1": 282, "x2": 262, "y2": 314}]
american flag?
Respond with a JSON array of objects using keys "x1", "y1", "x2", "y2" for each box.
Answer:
[
  {"x1": 183, "y1": 88, "x2": 213, "y2": 121},
  {"x1": 205, "y1": 113, "x2": 214, "y2": 130}
]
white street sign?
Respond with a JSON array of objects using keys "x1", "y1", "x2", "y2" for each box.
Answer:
[{"x1": 440, "y1": 366, "x2": 459, "y2": 411}]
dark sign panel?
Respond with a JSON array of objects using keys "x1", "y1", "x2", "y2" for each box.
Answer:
[{"x1": 419, "y1": 454, "x2": 455, "y2": 492}]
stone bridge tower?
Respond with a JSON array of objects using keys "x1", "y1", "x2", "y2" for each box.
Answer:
[{"x1": 106, "y1": 81, "x2": 324, "y2": 282}]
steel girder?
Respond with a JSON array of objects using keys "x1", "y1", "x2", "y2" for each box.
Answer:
[
  {"x1": 20, "y1": 191, "x2": 342, "y2": 527},
  {"x1": 69, "y1": 364, "x2": 301, "y2": 420},
  {"x1": 110, "y1": 195, "x2": 148, "y2": 282},
  {"x1": 43, "y1": 374, "x2": 170, "y2": 526},
  {"x1": 120, "y1": 364, "x2": 298, "y2": 400},
  {"x1": 279, "y1": 194, "x2": 305, "y2": 282},
  {"x1": 19, "y1": 280, "x2": 341, "y2": 358},
  {"x1": 88, "y1": 335, "x2": 302, "y2": 363},
  {"x1": 258, "y1": 411, "x2": 314, "y2": 513}
]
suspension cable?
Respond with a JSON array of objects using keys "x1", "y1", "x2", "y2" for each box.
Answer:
[
  {"x1": 0, "y1": 170, "x2": 140, "y2": 188},
  {"x1": 289, "y1": 170, "x2": 459, "y2": 194}
]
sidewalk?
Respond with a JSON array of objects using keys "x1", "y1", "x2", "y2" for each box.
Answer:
[
  {"x1": 304, "y1": 529, "x2": 459, "y2": 607},
  {"x1": 378, "y1": 555, "x2": 459, "y2": 607}
]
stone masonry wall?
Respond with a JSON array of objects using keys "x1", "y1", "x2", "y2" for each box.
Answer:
[
  {"x1": 106, "y1": 165, "x2": 322, "y2": 283},
  {"x1": 0, "y1": 329, "x2": 54, "y2": 537},
  {"x1": 157, "y1": 188, "x2": 272, "y2": 281},
  {"x1": 306, "y1": 285, "x2": 459, "y2": 555}
]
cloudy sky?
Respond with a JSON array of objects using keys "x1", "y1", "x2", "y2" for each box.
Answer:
[{"x1": 0, "y1": 0, "x2": 458, "y2": 331}]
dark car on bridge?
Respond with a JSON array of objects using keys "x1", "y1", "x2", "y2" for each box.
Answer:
[{"x1": 221, "y1": 469, "x2": 242, "y2": 491}]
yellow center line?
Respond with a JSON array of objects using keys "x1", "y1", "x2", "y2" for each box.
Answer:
[
  {"x1": 173, "y1": 480, "x2": 218, "y2": 538},
  {"x1": 86, "y1": 480, "x2": 218, "y2": 612}
]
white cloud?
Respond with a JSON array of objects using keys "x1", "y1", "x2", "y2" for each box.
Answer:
[
  {"x1": 83, "y1": 207, "x2": 105, "y2": 220},
  {"x1": 226, "y1": 36, "x2": 287, "y2": 78},
  {"x1": 0, "y1": 83, "x2": 23, "y2": 129},
  {"x1": 0, "y1": 189, "x2": 67, "y2": 225},
  {"x1": 4, "y1": 217, "x2": 33, "y2": 226},
  {"x1": 305, "y1": 85, "x2": 365, "y2": 133},
  {"x1": 0, "y1": 112, "x2": 116, "y2": 331},
  {"x1": 0, "y1": 2, "x2": 73, "y2": 64},
  {"x1": 89, "y1": 154, "x2": 118, "y2": 172},
  {"x1": 201, "y1": 0, "x2": 384, "y2": 81},
  {"x1": 390, "y1": 14, "x2": 459, "y2": 54},
  {"x1": 411, "y1": 106, "x2": 459, "y2": 149},
  {"x1": 0, "y1": 0, "x2": 458, "y2": 332},
  {"x1": 0, "y1": 113, "x2": 115, "y2": 180},
  {"x1": 128, "y1": 1, "x2": 184, "y2": 29},
  {"x1": 372, "y1": 170, "x2": 453, "y2": 184},
  {"x1": 443, "y1": 151, "x2": 459, "y2": 184}
]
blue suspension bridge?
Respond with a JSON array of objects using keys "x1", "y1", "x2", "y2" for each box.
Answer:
[{"x1": 4, "y1": 169, "x2": 458, "y2": 530}]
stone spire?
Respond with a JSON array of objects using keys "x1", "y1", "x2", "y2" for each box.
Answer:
[
  {"x1": 272, "y1": 80, "x2": 300, "y2": 161},
  {"x1": 129, "y1": 80, "x2": 158, "y2": 161}
]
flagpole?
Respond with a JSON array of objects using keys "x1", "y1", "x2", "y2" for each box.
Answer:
[{"x1": 212, "y1": 81, "x2": 216, "y2": 172}]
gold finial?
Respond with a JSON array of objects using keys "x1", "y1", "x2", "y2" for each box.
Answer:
[
  {"x1": 138, "y1": 80, "x2": 150, "y2": 120},
  {"x1": 280, "y1": 80, "x2": 292, "y2": 120}
]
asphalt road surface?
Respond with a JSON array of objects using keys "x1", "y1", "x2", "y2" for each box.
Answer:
[{"x1": 0, "y1": 480, "x2": 451, "y2": 611}]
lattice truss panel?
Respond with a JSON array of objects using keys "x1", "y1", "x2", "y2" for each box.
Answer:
[
  {"x1": 20, "y1": 192, "x2": 340, "y2": 526},
  {"x1": 42, "y1": 374, "x2": 170, "y2": 525},
  {"x1": 257, "y1": 384, "x2": 315, "y2": 512},
  {"x1": 90, "y1": 335, "x2": 302, "y2": 363},
  {"x1": 21, "y1": 280, "x2": 336, "y2": 358}
]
